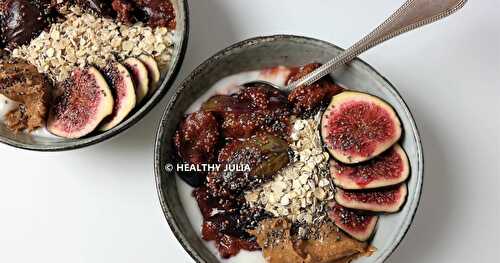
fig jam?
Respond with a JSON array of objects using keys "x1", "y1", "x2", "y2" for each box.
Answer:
[
  {"x1": 174, "y1": 84, "x2": 293, "y2": 258},
  {"x1": 77, "y1": 0, "x2": 115, "y2": 17},
  {"x1": 174, "y1": 111, "x2": 220, "y2": 165},
  {"x1": 193, "y1": 187, "x2": 266, "y2": 258},
  {"x1": 110, "y1": 0, "x2": 176, "y2": 29},
  {"x1": 137, "y1": 0, "x2": 176, "y2": 29},
  {"x1": 287, "y1": 63, "x2": 344, "y2": 116},
  {"x1": 217, "y1": 85, "x2": 292, "y2": 140},
  {"x1": 0, "y1": 0, "x2": 48, "y2": 49}
]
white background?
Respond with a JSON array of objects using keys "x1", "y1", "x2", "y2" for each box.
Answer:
[{"x1": 0, "y1": 0, "x2": 499, "y2": 262}]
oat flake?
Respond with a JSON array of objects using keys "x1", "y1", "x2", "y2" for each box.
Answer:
[
  {"x1": 12, "y1": 6, "x2": 175, "y2": 82},
  {"x1": 246, "y1": 113, "x2": 334, "y2": 228}
]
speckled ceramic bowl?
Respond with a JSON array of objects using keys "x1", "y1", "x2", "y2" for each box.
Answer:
[
  {"x1": 155, "y1": 35, "x2": 423, "y2": 263},
  {"x1": 0, "y1": 0, "x2": 189, "y2": 151}
]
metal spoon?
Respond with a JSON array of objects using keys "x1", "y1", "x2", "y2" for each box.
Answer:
[{"x1": 244, "y1": 0, "x2": 467, "y2": 91}]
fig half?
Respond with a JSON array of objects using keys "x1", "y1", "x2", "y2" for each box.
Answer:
[
  {"x1": 47, "y1": 67, "x2": 113, "y2": 138},
  {"x1": 174, "y1": 111, "x2": 220, "y2": 187},
  {"x1": 139, "y1": 54, "x2": 161, "y2": 95},
  {"x1": 201, "y1": 95, "x2": 252, "y2": 114},
  {"x1": 123, "y1": 57, "x2": 149, "y2": 103},
  {"x1": 330, "y1": 144, "x2": 410, "y2": 189},
  {"x1": 207, "y1": 133, "x2": 290, "y2": 196},
  {"x1": 99, "y1": 62, "x2": 137, "y2": 131},
  {"x1": 328, "y1": 202, "x2": 378, "y2": 242},
  {"x1": 335, "y1": 183, "x2": 408, "y2": 213},
  {"x1": 321, "y1": 91, "x2": 402, "y2": 164}
]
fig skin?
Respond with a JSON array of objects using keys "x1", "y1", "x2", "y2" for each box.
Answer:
[
  {"x1": 0, "y1": 0, "x2": 48, "y2": 49},
  {"x1": 321, "y1": 91, "x2": 402, "y2": 164},
  {"x1": 328, "y1": 202, "x2": 378, "y2": 242},
  {"x1": 330, "y1": 144, "x2": 410, "y2": 190},
  {"x1": 207, "y1": 133, "x2": 290, "y2": 197},
  {"x1": 75, "y1": 0, "x2": 115, "y2": 17},
  {"x1": 99, "y1": 62, "x2": 137, "y2": 131},
  {"x1": 201, "y1": 95, "x2": 253, "y2": 114},
  {"x1": 174, "y1": 111, "x2": 220, "y2": 187},
  {"x1": 138, "y1": 54, "x2": 160, "y2": 95},
  {"x1": 335, "y1": 183, "x2": 408, "y2": 213},
  {"x1": 47, "y1": 67, "x2": 113, "y2": 138},
  {"x1": 216, "y1": 85, "x2": 291, "y2": 140},
  {"x1": 123, "y1": 57, "x2": 149, "y2": 103}
]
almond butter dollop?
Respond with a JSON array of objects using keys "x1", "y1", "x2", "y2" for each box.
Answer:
[{"x1": 0, "y1": 59, "x2": 50, "y2": 132}]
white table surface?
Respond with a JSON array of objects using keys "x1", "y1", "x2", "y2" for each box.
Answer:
[{"x1": 1, "y1": 0, "x2": 499, "y2": 262}]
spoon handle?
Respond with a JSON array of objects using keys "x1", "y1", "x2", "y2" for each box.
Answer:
[{"x1": 287, "y1": 0, "x2": 467, "y2": 90}]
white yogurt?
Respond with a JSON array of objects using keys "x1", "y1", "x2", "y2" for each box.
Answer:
[
  {"x1": 0, "y1": 94, "x2": 61, "y2": 140},
  {"x1": 177, "y1": 66, "x2": 294, "y2": 262},
  {"x1": 186, "y1": 66, "x2": 292, "y2": 113},
  {"x1": 30, "y1": 126, "x2": 61, "y2": 140},
  {"x1": 0, "y1": 94, "x2": 19, "y2": 121}
]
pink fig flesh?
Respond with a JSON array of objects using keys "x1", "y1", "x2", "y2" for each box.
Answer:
[
  {"x1": 335, "y1": 183, "x2": 408, "y2": 213},
  {"x1": 123, "y1": 57, "x2": 149, "y2": 103},
  {"x1": 139, "y1": 54, "x2": 161, "y2": 95},
  {"x1": 99, "y1": 62, "x2": 137, "y2": 131},
  {"x1": 321, "y1": 91, "x2": 402, "y2": 164},
  {"x1": 47, "y1": 67, "x2": 113, "y2": 138},
  {"x1": 330, "y1": 144, "x2": 410, "y2": 189},
  {"x1": 328, "y1": 202, "x2": 378, "y2": 241}
]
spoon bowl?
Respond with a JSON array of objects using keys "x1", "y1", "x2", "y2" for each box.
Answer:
[{"x1": 155, "y1": 34, "x2": 424, "y2": 263}]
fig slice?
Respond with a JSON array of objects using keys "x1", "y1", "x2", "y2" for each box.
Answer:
[
  {"x1": 201, "y1": 95, "x2": 253, "y2": 114},
  {"x1": 335, "y1": 183, "x2": 408, "y2": 213},
  {"x1": 123, "y1": 57, "x2": 149, "y2": 103},
  {"x1": 99, "y1": 62, "x2": 137, "y2": 131},
  {"x1": 139, "y1": 54, "x2": 161, "y2": 95},
  {"x1": 330, "y1": 144, "x2": 410, "y2": 189},
  {"x1": 321, "y1": 91, "x2": 402, "y2": 164},
  {"x1": 207, "y1": 133, "x2": 290, "y2": 195},
  {"x1": 47, "y1": 67, "x2": 113, "y2": 138},
  {"x1": 328, "y1": 202, "x2": 378, "y2": 241}
]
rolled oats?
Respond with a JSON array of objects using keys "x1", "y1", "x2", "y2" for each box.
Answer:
[
  {"x1": 246, "y1": 114, "x2": 335, "y2": 226},
  {"x1": 13, "y1": 6, "x2": 175, "y2": 82}
]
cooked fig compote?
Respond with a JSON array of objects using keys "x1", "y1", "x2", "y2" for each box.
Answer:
[
  {"x1": 288, "y1": 63, "x2": 344, "y2": 116},
  {"x1": 0, "y1": 0, "x2": 49, "y2": 49},
  {"x1": 174, "y1": 63, "x2": 409, "y2": 262}
]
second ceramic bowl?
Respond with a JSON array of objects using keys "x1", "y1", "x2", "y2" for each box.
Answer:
[{"x1": 155, "y1": 35, "x2": 423, "y2": 263}]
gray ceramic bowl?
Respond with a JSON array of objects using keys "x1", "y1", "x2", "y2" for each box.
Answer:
[
  {"x1": 0, "y1": 0, "x2": 189, "y2": 151},
  {"x1": 155, "y1": 35, "x2": 423, "y2": 263}
]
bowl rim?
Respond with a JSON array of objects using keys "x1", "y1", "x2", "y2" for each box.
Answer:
[
  {"x1": 154, "y1": 34, "x2": 424, "y2": 263},
  {"x1": 0, "y1": 0, "x2": 190, "y2": 152}
]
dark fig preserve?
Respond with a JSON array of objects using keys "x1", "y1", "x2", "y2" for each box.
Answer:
[{"x1": 172, "y1": 64, "x2": 347, "y2": 258}]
